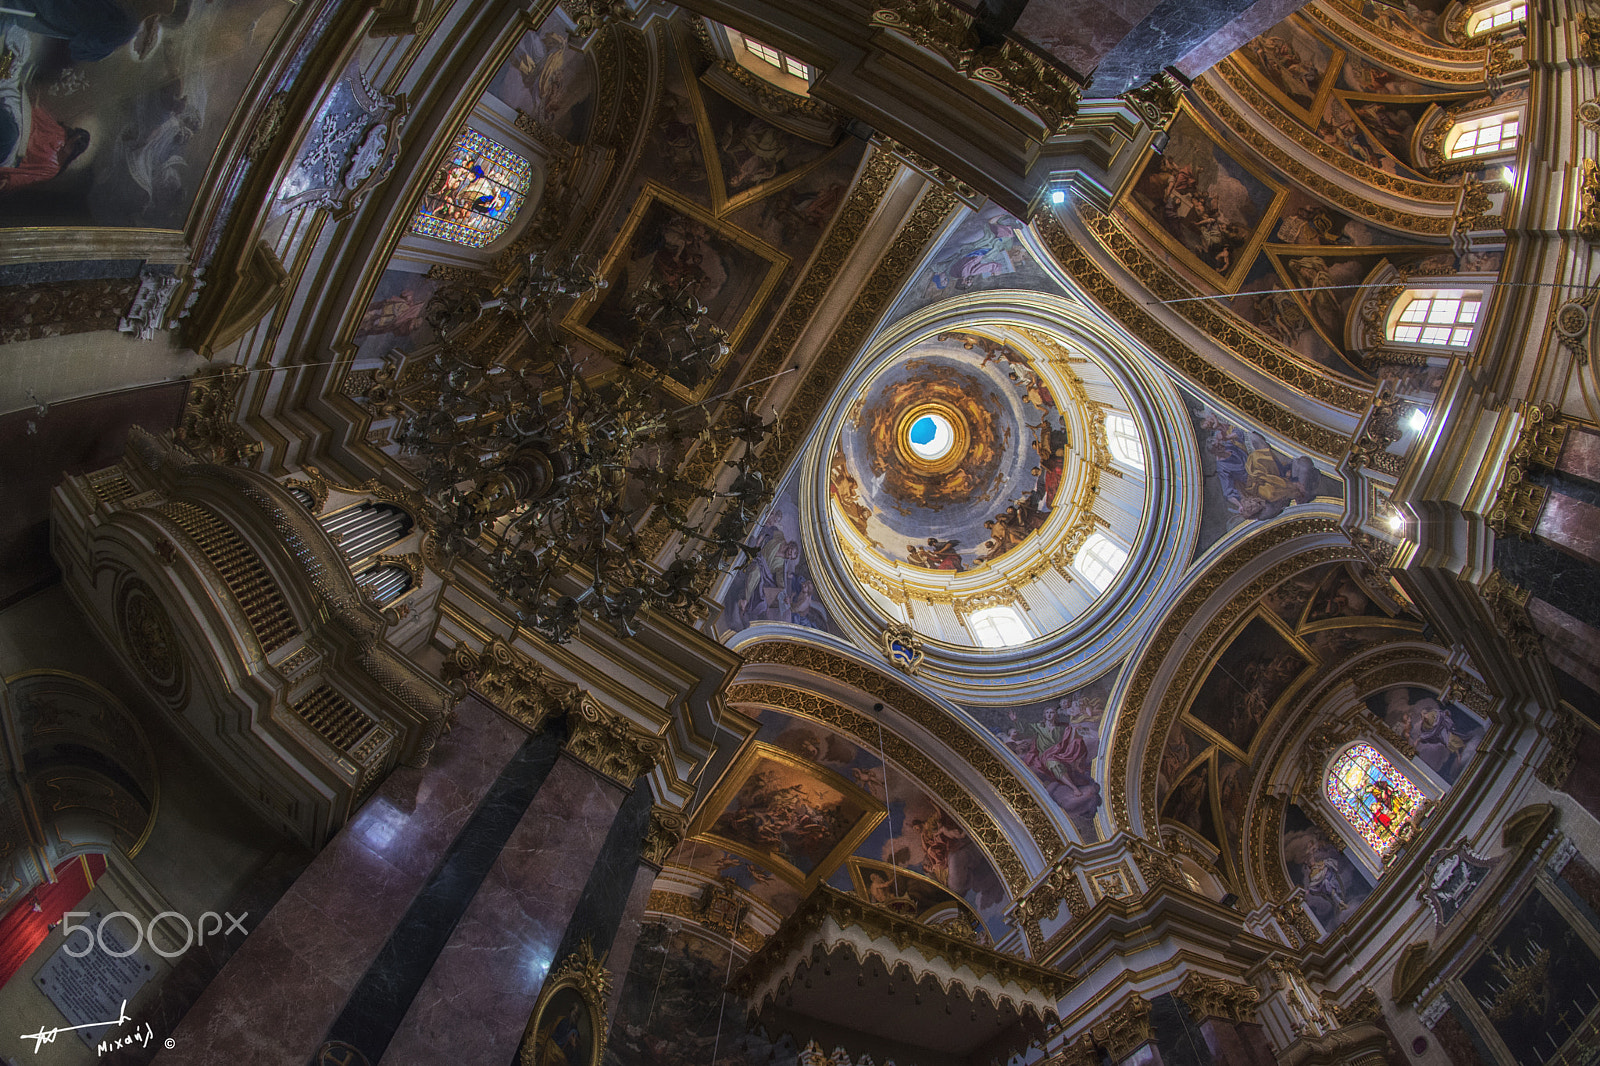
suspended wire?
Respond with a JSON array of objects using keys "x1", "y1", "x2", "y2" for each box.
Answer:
[
  {"x1": 709, "y1": 935, "x2": 736, "y2": 1066},
  {"x1": 873, "y1": 712, "x2": 902, "y2": 900},
  {"x1": 1146, "y1": 279, "x2": 1585, "y2": 306}
]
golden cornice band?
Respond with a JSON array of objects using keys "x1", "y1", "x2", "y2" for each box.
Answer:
[
  {"x1": 1082, "y1": 995, "x2": 1155, "y2": 1062},
  {"x1": 737, "y1": 639, "x2": 1065, "y2": 854},
  {"x1": 644, "y1": 888, "x2": 767, "y2": 951},
  {"x1": 1079, "y1": 214, "x2": 1368, "y2": 412},
  {"x1": 563, "y1": 698, "x2": 669, "y2": 784},
  {"x1": 1303, "y1": 2, "x2": 1486, "y2": 67},
  {"x1": 1032, "y1": 212, "x2": 1350, "y2": 456},
  {"x1": 1175, "y1": 971, "x2": 1261, "y2": 1023},
  {"x1": 1192, "y1": 80, "x2": 1455, "y2": 232},
  {"x1": 1213, "y1": 62, "x2": 1460, "y2": 205},
  {"x1": 728, "y1": 679, "x2": 1032, "y2": 895},
  {"x1": 641, "y1": 805, "x2": 688, "y2": 867},
  {"x1": 442, "y1": 638, "x2": 581, "y2": 735},
  {"x1": 869, "y1": 1, "x2": 1081, "y2": 133},
  {"x1": 1011, "y1": 855, "x2": 1091, "y2": 954},
  {"x1": 1105, "y1": 516, "x2": 1348, "y2": 830}
]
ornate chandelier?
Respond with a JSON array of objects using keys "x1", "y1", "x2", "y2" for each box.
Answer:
[{"x1": 383, "y1": 251, "x2": 776, "y2": 643}]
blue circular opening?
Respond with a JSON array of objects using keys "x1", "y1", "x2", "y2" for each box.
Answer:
[{"x1": 909, "y1": 416, "x2": 937, "y2": 446}]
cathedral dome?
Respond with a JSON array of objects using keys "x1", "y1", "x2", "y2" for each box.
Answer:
[{"x1": 803, "y1": 293, "x2": 1199, "y2": 697}]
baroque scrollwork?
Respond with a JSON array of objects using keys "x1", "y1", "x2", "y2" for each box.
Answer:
[
  {"x1": 1175, "y1": 971, "x2": 1260, "y2": 1024},
  {"x1": 177, "y1": 365, "x2": 262, "y2": 468},
  {"x1": 563, "y1": 698, "x2": 668, "y2": 784},
  {"x1": 641, "y1": 805, "x2": 688, "y2": 868},
  {"x1": 441, "y1": 639, "x2": 581, "y2": 734}
]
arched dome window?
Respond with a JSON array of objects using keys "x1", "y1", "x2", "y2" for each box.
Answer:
[
  {"x1": 1388, "y1": 289, "x2": 1483, "y2": 348},
  {"x1": 410, "y1": 127, "x2": 532, "y2": 249},
  {"x1": 1325, "y1": 743, "x2": 1425, "y2": 855},
  {"x1": 1467, "y1": 1, "x2": 1525, "y2": 35},
  {"x1": 967, "y1": 605, "x2": 1031, "y2": 648},
  {"x1": 1073, "y1": 532, "x2": 1128, "y2": 593},
  {"x1": 1446, "y1": 113, "x2": 1519, "y2": 159},
  {"x1": 1106, "y1": 413, "x2": 1144, "y2": 472}
]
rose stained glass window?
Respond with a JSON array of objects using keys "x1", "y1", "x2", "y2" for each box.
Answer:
[
  {"x1": 1326, "y1": 743, "x2": 1425, "y2": 854},
  {"x1": 410, "y1": 128, "x2": 531, "y2": 248}
]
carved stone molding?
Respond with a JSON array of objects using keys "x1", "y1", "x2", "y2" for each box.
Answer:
[
  {"x1": 641, "y1": 805, "x2": 688, "y2": 868},
  {"x1": 1535, "y1": 702, "x2": 1581, "y2": 788},
  {"x1": 1122, "y1": 70, "x2": 1184, "y2": 130},
  {"x1": 870, "y1": 1, "x2": 1082, "y2": 133},
  {"x1": 1481, "y1": 569, "x2": 1541, "y2": 658},
  {"x1": 1085, "y1": 995, "x2": 1155, "y2": 1062},
  {"x1": 442, "y1": 639, "x2": 580, "y2": 735},
  {"x1": 177, "y1": 365, "x2": 262, "y2": 468},
  {"x1": 1580, "y1": 159, "x2": 1600, "y2": 243},
  {"x1": 563, "y1": 698, "x2": 667, "y2": 784},
  {"x1": 1176, "y1": 971, "x2": 1260, "y2": 1024},
  {"x1": 273, "y1": 63, "x2": 405, "y2": 219}
]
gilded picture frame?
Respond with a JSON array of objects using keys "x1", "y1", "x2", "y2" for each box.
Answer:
[
  {"x1": 518, "y1": 940, "x2": 611, "y2": 1066},
  {"x1": 1180, "y1": 607, "x2": 1319, "y2": 763},
  {"x1": 689, "y1": 741, "x2": 885, "y2": 890}
]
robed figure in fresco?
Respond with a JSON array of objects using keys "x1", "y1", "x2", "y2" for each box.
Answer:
[{"x1": 1004, "y1": 701, "x2": 1101, "y2": 817}]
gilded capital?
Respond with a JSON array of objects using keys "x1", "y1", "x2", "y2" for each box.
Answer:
[
  {"x1": 1087, "y1": 995, "x2": 1154, "y2": 1062},
  {"x1": 641, "y1": 805, "x2": 688, "y2": 868},
  {"x1": 563, "y1": 698, "x2": 668, "y2": 784},
  {"x1": 1176, "y1": 971, "x2": 1260, "y2": 1024},
  {"x1": 442, "y1": 639, "x2": 580, "y2": 735}
]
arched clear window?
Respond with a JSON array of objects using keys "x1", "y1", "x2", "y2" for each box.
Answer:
[
  {"x1": 1388, "y1": 290, "x2": 1482, "y2": 348},
  {"x1": 410, "y1": 128, "x2": 532, "y2": 249},
  {"x1": 1467, "y1": 1, "x2": 1525, "y2": 35},
  {"x1": 1106, "y1": 413, "x2": 1144, "y2": 471},
  {"x1": 1073, "y1": 533, "x2": 1128, "y2": 593},
  {"x1": 967, "y1": 606, "x2": 1031, "y2": 648},
  {"x1": 1325, "y1": 743, "x2": 1425, "y2": 855},
  {"x1": 1446, "y1": 113, "x2": 1519, "y2": 159}
]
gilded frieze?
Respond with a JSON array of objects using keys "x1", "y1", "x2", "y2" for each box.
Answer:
[
  {"x1": 738, "y1": 641, "x2": 1065, "y2": 856},
  {"x1": 727, "y1": 680, "x2": 1031, "y2": 895},
  {"x1": 1079, "y1": 214, "x2": 1369, "y2": 411},
  {"x1": 1302, "y1": 4, "x2": 1487, "y2": 72},
  {"x1": 1110, "y1": 517, "x2": 1350, "y2": 830},
  {"x1": 1194, "y1": 80, "x2": 1455, "y2": 232},
  {"x1": 1032, "y1": 212, "x2": 1348, "y2": 456}
]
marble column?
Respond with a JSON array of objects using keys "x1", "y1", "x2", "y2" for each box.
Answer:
[
  {"x1": 1559, "y1": 426, "x2": 1600, "y2": 486},
  {"x1": 603, "y1": 807, "x2": 685, "y2": 1021},
  {"x1": 377, "y1": 698, "x2": 665, "y2": 1066},
  {"x1": 1536, "y1": 492, "x2": 1600, "y2": 568},
  {"x1": 151, "y1": 696, "x2": 529, "y2": 1066}
]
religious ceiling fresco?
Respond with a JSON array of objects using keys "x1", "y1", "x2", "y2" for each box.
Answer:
[
  {"x1": 669, "y1": 705, "x2": 1009, "y2": 940},
  {"x1": 886, "y1": 203, "x2": 1068, "y2": 322},
  {"x1": 717, "y1": 470, "x2": 842, "y2": 638},
  {"x1": 1367, "y1": 684, "x2": 1485, "y2": 785},
  {"x1": 1100, "y1": 4, "x2": 1505, "y2": 385},
  {"x1": 0, "y1": 0, "x2": 295, "y2": 229},
  {"x1": 1185, "y1": 388, "x2": 1345, "y2": 557},
  {"x1": 350, "y1": 13, "x2": 864, "y2": 411},
  {"x1": 829, "y1": 330, "x2": 1069, "y2": 573},
  {"x1": 960, "y1": 670, "x2": 1115, "y2": 843},
  {"x1": 1152, "y1": 560, "x2": 1427, "y2": 888},
  {"x1": 1283, "y1": 799, "x2": 1374, "y2": 932}
]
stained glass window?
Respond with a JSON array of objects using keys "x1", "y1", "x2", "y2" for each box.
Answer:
[
  {"x1": 410, "y1": 128, "x2": 531, "y2": 248},
  {"x1": 1326, "y1": 744, "x2": 1425, "y2": 854}
]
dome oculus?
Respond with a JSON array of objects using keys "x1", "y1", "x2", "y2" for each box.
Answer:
[{"x1": 906, "y1": 413, "x2": 954, "y2": 461}]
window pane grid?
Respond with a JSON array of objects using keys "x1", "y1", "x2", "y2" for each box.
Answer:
[
  {"x1": 737, "y1": 30, "x2": 811, "y2": 81},
  {"x1": 1470, "y1": 3, "x2": 1525, "y2": 34},
  {"x1": 1107, "y1": 414, "x2": 1145, "y2": 471},
  {"x1": 968, "y1": 607, "x2": 1030, "y2": 648},
  {"x1": 1074, "y1": 533, "x2": 1128, "y2": 593},
  {"x1": 410, "y1": 128, "x2": 531, "y2": 249},
  {"x1": 1448, "y1": 117, "x2": 1518, "y2": 158},
  {"x1": 1325, "y1": 743, "x2": 1425, "y2": 853},
  {"x1": 1390, "y1": 295, "x2": 1482, "y2": 348}
]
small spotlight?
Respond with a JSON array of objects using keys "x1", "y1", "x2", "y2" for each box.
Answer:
[
  {"x1": 1150, "y1": 129, "x2": 1170, "y2": 155},
  {"x1": 1049, "y1": 189, "x2": 1066, "y2": 205},
  {"x1": 1388, "y1": 512, "x2": 1406, "y2": 532},
  {"x1": 1408, "y1": 408, "x2": 1428, "y2": 432},
  {"x1": 1502, "y1": 165, "x2": 1516, "y2": 185}
]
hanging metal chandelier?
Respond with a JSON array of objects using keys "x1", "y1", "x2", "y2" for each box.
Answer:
[{"x1": 384, "y1": 251, "x2": 776, "y2": 643}]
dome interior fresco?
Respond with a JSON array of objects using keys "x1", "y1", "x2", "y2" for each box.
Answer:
[{"x1": 829, "y1": 328, "x2": 1092, "y2": 576}]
